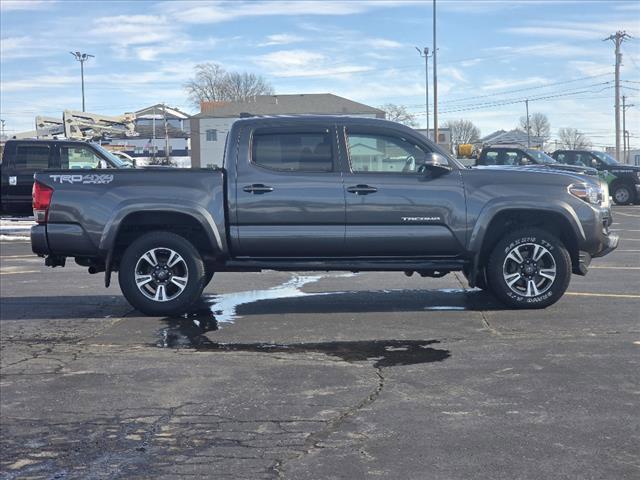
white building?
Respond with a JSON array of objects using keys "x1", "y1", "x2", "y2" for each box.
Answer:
[{"x1": 190, "y1": 94, "x2": 385, "y2": 168}]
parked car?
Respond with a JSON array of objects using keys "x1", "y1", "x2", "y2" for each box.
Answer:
[
  {"x1": 31, "y1": 116, "x2": 617, "y2": 315},
  {"x1": 476, "y1": 147, "x2": 598, "y2": 176},
  {"x1": 551, "y1": 150, "x2": 640, "y2": 205},
  {"x1": 1, "y1": 139, "x2": 131, "y2": 214}
]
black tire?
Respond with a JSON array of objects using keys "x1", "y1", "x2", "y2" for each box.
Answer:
[
  {"x1": 118, "y1": 231, "x2": 206, "y2": 316},
  {"x1": 611, "y1": 183, "x2": 635, "y2": 206},
  {"x1": 486, "y1": 228, "x2": 571, "y2": 309}
]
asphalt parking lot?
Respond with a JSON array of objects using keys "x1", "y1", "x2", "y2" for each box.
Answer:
[{"x1": 1, "y1": 206, "x2": 639, "y2": 480}]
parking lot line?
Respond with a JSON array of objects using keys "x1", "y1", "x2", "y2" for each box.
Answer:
[
  {"x1": 0, "y1": 270, "x2": 40, "y2": 275},
  {"x1": 614, "y1": 211, "x2": 640, "y2": 218},
  {"x1": 566, "y1": 292, "x2": 640, "y2": 299},
  {"x1": 0, "y1": 255, "x2": 36, "y2": 259},
  {"x1": 590, "y1": 266, "x2": 640, "y2": 270}
]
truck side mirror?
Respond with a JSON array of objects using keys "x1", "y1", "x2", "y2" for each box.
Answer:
[{"x1": 418, "y1": 152, "x2": 452, "y2": 176}]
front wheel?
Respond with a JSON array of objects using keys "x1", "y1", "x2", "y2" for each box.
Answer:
[
  {"x1": 486, "y1": 228, "x2": 571, "y2": 309},
  {"x1": 118, "y1": 231, "x2": 206, "y2": 316},
  {"x1": 611, "y1": 183, "x2": 635, "y2": 205}
]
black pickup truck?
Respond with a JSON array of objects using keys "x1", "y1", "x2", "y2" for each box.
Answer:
[
  {"x1": 1, "y1": 139, "x2": 130, "y2": 214},
  {"x1": 551, "y1": 150, "x2": 640, "y2": 205},
  {"x1": 476, "y1": 146, "x2": 598, "y2": 176},
  {"x1": 31, "y1": 116, "x2": 618, "y2": 315}
]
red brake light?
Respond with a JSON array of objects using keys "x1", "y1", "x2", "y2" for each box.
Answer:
[{"x1": 32, "y1": 181, "x2": 53, "y2": 223}]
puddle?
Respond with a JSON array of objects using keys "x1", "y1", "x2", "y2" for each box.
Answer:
[{"x1": 157, "y1": 316, "x2": 450, "y2": 368}]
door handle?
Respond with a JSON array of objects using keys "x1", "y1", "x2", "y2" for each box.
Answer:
[
  {"x1": 243, "y1": 184, "x2": 274, "y2": 194},
  {"x1": 347, "y1": 184, "x2": 378, "y2": 195}
]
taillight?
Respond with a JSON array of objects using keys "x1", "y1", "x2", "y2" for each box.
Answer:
[{"x1": 32, "y1": 181, "x2": 53, "y2": 223}]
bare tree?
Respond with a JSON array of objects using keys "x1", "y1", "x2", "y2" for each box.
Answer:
[
  {"x1": 379, "y1": 104, "x2": 418, "y2": 127},
  {"x1": 185, "y1": 63, "x2": 274, "y2": 107},
  {"x1": 557, "y1": 128, "x2": 592, "y2": 149},
  {"x1": 519, "y1": 112, "x2": 550, "y2": 141},
  {"x1": 224, "y1": 71, "x2": 275, "y2": 103},
  {"x1": 445, "y1": 119, "x2": 481, "y2": 146}
]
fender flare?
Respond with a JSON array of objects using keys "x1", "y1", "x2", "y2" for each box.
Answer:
[
  {"x1": 465, "y1": 199, "x2": 584, "y2": 287},
  {"x1": 99, "y1": 201, "x2": 226, "y2": 287}
]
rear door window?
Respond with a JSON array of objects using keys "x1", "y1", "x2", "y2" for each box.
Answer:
[
  {"x1": 252, "y1": 131, "x2": 333, "y2": 172},
  {"x1": 14, "y1": 145, "x2": 51, "y2": 170},
  {"x1": 483, "y1": 151, "x2": 499, "y2": 165},
  {"x1": 61, "y1": 145, "x2": 103, "y2": 169},
  {"x1": 502, "y1": 151, "x2": 521, "y2": 165}
]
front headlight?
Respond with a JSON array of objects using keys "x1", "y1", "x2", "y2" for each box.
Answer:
[
  {"x1": 635, "y1": 171, "x2": 640, "y2": 181},
  {"x1": 569, "y1": 182, "x2": 603, "y2": 205}
]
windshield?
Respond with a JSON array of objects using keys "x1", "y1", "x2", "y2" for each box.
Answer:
[
  {"x1": 526, "y1": 149, "x2": 556, "y2": 164},
  {"x1": 91, "y1": 143, "x2": 133, "y2": 168},
  {"x1": 591, "y1": 151, "x2": 619, "y2": 166}
]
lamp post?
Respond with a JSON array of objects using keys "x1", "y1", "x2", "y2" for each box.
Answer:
[
  {"x1": 70, "y1": 51, "x2": 94, "y2": 112},
  {"x1": 416, "y1": 47, "x2": 431, "y2": 135}
]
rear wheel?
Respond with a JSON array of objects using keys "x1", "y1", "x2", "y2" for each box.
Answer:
[
  {"x1": 611, "y1": 183, "x2": 635, "y2": 205},
  {"x1": 118, "y1": 231, "x2": 206, "y2": 316},
  {"x1": 486, "y1": 228, "x2": 571, "y2": 309}
]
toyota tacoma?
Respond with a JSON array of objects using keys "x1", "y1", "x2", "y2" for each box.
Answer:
[{"x1": 30, "y1": 116, "x2": 618, "y2": 315}]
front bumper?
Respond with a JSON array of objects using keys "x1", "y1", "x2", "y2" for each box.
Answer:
[{"x1": 592, "y1": 232, "x2": 619, "y2": 258}]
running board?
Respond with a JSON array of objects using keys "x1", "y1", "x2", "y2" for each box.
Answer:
[{"x1": 220, "y1": 258, "x2": 467, "y2": 272}]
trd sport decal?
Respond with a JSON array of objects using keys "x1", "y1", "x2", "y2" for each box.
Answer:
[{"x1": 49, "y1": 174, "x2": 114, "y2": 184}]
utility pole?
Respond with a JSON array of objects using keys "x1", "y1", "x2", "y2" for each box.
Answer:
[
  {"x1": 525, "y1": 99, "x2": 531, "y2": 148},
  {"x1": 622, "y1": 95, "x2": 635, "y2": 164},
  {"x1": 432, "y1": 0, "x2": 438, "y2": 144},
  {"x1": 622, "y1": 95, "x2": 627, "y2": 163},
  {"x1": 163, "y1": 103, "x2": 170, "y2": 165},
  {"x1": 69, "y1": 51, "x2": 94, "y2": 112},
  {"x1": 0, "y1": 119, "x2": 5, "y2": 139},
  {"x1": 416, "y1": 47, "x2": 430, "y2": 133},
  {"x1": 152, "y1": 105, "x2": 156, "y2": 162},
  {"x1": 604, "y1": 31, "x2": 630, "y2": 161}
]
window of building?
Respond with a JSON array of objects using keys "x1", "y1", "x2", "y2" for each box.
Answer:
[
  {"x1": 14, "y1": 145, "x2": 50, "y2": 170},
  {"x1": 206, "y1": 129, "x2": 217, "y2": 141},
  {"x1": 252, "y1": 132, "x2": 333, "y2": 172},
  {"x1": 346, "y1": 132, "x2": 431, "y2": 173},
  {"x1": 61, "y1": 146, "x2": 102, "y2": 169}
]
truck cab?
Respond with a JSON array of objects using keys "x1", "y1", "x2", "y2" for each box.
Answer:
[
  {"x1": 551, "y1": 150, "x2": 640, "y2": 205},
  {"x1": 0, "y1": 139, "x2": 130, "y2": 213},
  {"x1": 476, "y1": 146, "x2": 598, "y2": 177}
]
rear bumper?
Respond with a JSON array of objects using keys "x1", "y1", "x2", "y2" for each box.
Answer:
[{"x1": 31, "y1": 224, "x2": 49, "y2": 255}]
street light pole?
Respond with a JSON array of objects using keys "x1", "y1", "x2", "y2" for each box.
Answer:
[
  {"x1": 416, "y1": 47, "x2": 430, "y2": 134},
  {"x1": 70, "y1": 51, "x2": 94, "y2": 112},
  {"x1": 525, "y1": 99, "x2": 531, "y2": 148}
]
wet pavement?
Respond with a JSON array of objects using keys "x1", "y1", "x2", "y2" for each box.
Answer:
[{"x1": 1, "y1": 206, "x2": 639, "y2": 479}]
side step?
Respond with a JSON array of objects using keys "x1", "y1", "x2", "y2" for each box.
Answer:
[{"x1": 220, "y1": 258, "x2": 467, "y2": 272}]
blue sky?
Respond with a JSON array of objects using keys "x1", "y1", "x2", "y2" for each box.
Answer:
[{"x1": 1, "y1": 0, "x2": 639, "y2": 148}]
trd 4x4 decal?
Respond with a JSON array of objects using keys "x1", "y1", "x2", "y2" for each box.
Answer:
[{"x1": 49, "y1": 174, "x2": 114, "y2": 184}]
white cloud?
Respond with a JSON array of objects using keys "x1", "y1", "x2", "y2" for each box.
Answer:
[
  {"x1": 258, "y1": 34, "x2": 304, "y2": 47},
  {"x1": 368, "y1": 38, "x2": 404, "y2": 49},
  {"x1": 504, "y1": 18, "x2": 640, "y2": 40},
  {"x1": 0, "y1": 0, "x2": 55, "y2": 11},
  {"x1": 440, "y1": 66, "x2": 467, "y2": 84},
  {"x1": 163, "y1": 0, "x2": 395, "y2": 24},
  {"x1": 254, "y1": 49, "x2": 372, "y2": 78},
  {"x1": 481, "y1": 77, "x2": 551, "y2": 91},
  {"x1": 91, "y1": 15, "x2": 173, "y2": 47}
]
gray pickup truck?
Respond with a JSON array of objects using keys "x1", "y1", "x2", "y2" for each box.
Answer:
[{"x1": 31, "y1": 116, "x2": 618, "y2": 315}]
